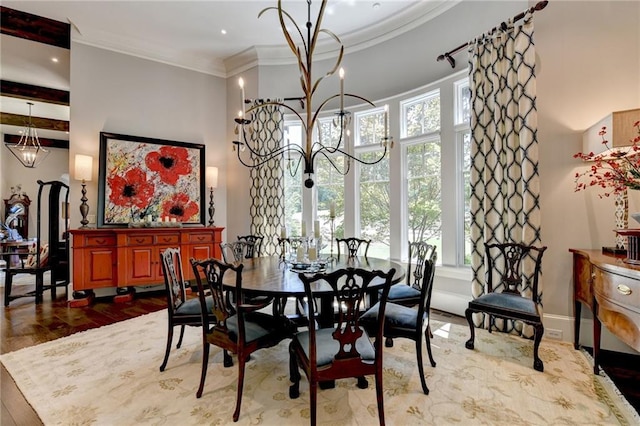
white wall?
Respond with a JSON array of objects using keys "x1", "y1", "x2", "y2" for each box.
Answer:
[{"x1": 70, "y1": 43, "x2": 228, "y2": 233}]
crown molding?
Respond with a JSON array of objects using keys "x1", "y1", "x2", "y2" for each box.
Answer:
[{"x1": 69, "y1": 0, "x2": 460, "y2": 79}]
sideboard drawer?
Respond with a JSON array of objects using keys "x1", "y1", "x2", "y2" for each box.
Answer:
[
  {"x1": 188, "y1": 233, "x2": 213, "y2": 243},
  {"x1": 85, "y1": 236, "x2": 116, "y2": 247},
  {"x1": 155, "y1": 234, "x2": 180, "y2": 245},
  {"x1": 127, "y1": 235, "x2": 154, "y2": 246},
  {"x1": 595, "y1": 268, "x2": 640, "y2": 313}
]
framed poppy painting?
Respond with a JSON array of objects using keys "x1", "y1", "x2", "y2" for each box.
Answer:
[{"x1": 97, "y1": 132, "x2": 205, "y2": 227}]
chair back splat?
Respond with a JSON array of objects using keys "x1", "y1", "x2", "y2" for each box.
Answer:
[
  {"x1": 336, "y1": 237, "x2": 371, "y2": 259},
  {"x1": 289, "y1": 267, "x2": 395, "y2": 426},
  {"x1": 237, "y1": 235, "x2": 263, "y2": 258},
  {"x1": 191, "y1": 257, "x2": 291, "y2": 422},
  {"x1": 465, "y1": 242, "x2": 547, "y2": 372}
]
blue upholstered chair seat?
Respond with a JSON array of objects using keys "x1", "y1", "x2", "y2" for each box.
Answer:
[
  {"x1": 175, "y1": 295, "x2": 213, "y2": 316},
  {"x1": 361, "y1": 301, "x2": 418, "y2": 332},
  {"x1": 470, "y1": 292, "x2": 538, "y2": 317},
  {"x1": 294, "y1": 327, "x2": 375, "y2": 367},
  {"x1": 386, "y1": 283, "x2": 421, "y2": 301},
  {"x1": 226, "y1": 312, "x2": 288, "y2": 343}
]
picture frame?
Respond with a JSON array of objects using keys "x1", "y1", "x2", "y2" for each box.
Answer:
[{"x1": 97, "y1": 132, "x2": 205, "y2": 227}]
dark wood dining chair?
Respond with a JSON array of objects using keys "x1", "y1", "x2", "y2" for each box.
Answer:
[
  {"x1": 361, "y1": 247, "x2": 437, "y2": 394},
  {"x1": 237, "y1": 234, "x2": 263, "y2": 258},
  {"x1": 3, "y1": 180, "x2": 69, "y2": 306},
  {"x1": 336, "y1": 237, "x2": 371, "y2": 259},
  {"x1": 219, "y1": 241, "x2": 248, "y2": 264},
  {"x1": 191, "y1": 257, "x2": 292, "y2": 422},
  {"x1": 465, "y1": 242, "x2": 547, "y2": 372},
  {"x1": 289, "y1": 266, "x2": 395, "y2": 426},
  {"x1": 159, "y1": 247, "x2": 214, "y2": 373}
]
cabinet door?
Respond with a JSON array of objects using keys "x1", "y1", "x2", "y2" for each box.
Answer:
[
  {"x1": 78, "y1": 247, "x2": 117, "y2": 290},
  {"x1": 127, "y1": 246, "x2": 155, "y2": 284}
]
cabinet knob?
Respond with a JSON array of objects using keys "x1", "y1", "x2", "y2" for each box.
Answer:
[{"x1": 617, "y1": 284, "x2": 632, "y2": 296}]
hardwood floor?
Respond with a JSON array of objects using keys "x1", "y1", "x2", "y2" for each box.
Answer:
[{"x1": 1, "y1": 286, "x2": 639, "y2": 425}]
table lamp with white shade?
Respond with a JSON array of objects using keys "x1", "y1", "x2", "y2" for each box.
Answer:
[
  {"x1": 206, "y1": 166, "x2": 218, "y2": 226},
  {"x1": 75, "y1": 154, "x2": 93, "y2": 229}
]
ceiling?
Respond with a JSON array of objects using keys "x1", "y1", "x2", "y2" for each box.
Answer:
[
  {"x1": 0, "y1": 1, "x2": 457, "y2": 146},
  {"x1": 2, "y1": 0, "x2": 456, "y2": 76}
]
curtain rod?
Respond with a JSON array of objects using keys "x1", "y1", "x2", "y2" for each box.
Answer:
[{"x1": 436, "y1": 0, "x2": 548, "y2": 69}]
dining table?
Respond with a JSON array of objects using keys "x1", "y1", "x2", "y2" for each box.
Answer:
[{"x1": 223, "y1": 255, "x2": 405, "y2": 327}]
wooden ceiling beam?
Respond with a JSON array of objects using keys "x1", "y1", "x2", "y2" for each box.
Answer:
[
  {"x1": 3, "y1": 134, "x2": 69, "y2": 149},
  {"x1": 0, "y1": 6, "x2": 70, "y2": 49},
  {"x1": 0, "y1": 112, "x2": 69, "y2": 132},
  {"x1": 1, "y1": 80, "x2": 69, "y2": 106}
]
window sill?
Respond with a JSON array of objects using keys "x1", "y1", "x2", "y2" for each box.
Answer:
[{"x1": 435, "y1": 265, "x2": 472, "y2": 281}]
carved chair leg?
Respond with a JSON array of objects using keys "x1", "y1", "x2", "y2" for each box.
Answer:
[
  {"x1": 223, "y1": 350, "x2": 233, "y2": 368},
  {"x1": 425, "y1": 327, "x2": 436, "y2": 368},
  {"x1": 176, "y1": 325, "x2": 186, "y2": 349},
  {"x1": 532, "y1": 323, "x2": 544, "y2": 372},
  {"x1": 464, "y1": 308, "x2": 476, "y2": 350},
  {"x1": 357, "y1": 376, "x2": 368, "y2": 389},
  {"x1": 375, "y1": 370, "x2": 385, "y2": 426},
  {"x1": 289, "y1": 343, "x2": 300, "y2": 399},
  {"x1": 196, "y1": 341, "x2": 210, "y2": 398},
  {"x1": 416, "y1": 335, "x2": 429, "y2": 395},
  {"x1": 159, "y1": 324, "x2": 174, "y2": 372},
  {"x1": 309, "y1": 379, "x2": 318, "y2": 426},
  {"x1": 384, "y1": 337, "x2": 394, "y2": 347},
  {"x1": 233, "y1": 350, "x2": 246, "y2": 422}
]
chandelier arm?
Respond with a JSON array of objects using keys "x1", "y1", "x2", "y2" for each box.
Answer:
[
  {"x1": 247, "y1": 101, "x2": 304, "y2": 124},
  {"x1": 313, "y1": 149, "x2": 348, "y2": 176},
  {"x1": 286, "y1": 152, "x2": 304, "y2": 178},
  {"x1": 235, "y1": 145, "x2": 292, "y2": 169},
  {"x1": 238, "y1": 136, "x2": 292, "y2": 161}
]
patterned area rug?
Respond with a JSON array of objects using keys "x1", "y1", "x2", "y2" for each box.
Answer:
[{"x1": 1, "y1": 310, "x2": 638, "y2": 425}]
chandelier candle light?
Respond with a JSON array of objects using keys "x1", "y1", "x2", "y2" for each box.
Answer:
[
  {"x1": 232, "y1": 0, "x2": 392, "y2": 188},
  {"x1": 5, "y1": 102, "x2": 50, "y2": 168},
  {"x1": 206, "y1": 166, "x2": 219, "y2": 227},
  {"x1": 74, "y1": 154, "x2": 93, "y2": 229}
]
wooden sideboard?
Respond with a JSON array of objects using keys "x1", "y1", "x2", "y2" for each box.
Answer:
[
  {"x1": 570, "y1": 249, "x2": 640, "y2": 373},
  {"x1": 70, "y1": 227, "x2": 223, "y2": 303}
]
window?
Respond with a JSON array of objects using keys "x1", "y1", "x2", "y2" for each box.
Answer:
[
  {"x1": 280, "y1": 71, "x2": 471, "y2": 269},
  {"x1": 283, "y1": 121, "x2": 303, "y2": 236}
]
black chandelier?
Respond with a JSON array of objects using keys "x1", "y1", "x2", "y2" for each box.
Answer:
[{"x1": 232, "y1": 0, "x2": 392, "y2": 188}]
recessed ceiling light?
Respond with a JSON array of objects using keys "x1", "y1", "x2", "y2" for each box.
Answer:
[
  {"x1": 221, "y1": 29, "x2": 227, "y2": 35},
  {"x1": 373, "y1": 3, "x2": 381, "y2": 10},
  {"x1": 51, "y1": 57, "x2": 59, "y2": 63}
]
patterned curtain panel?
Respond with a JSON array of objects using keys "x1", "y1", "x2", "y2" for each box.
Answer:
[
  {"x1": 248, "y1": 102, "x2": 284, "y2": 256},
  {"x1": 468, "y1": 12, "x2": 542, "y2": 336}
]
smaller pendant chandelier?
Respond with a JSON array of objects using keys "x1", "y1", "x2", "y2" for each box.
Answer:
[{"x1": 5, "y1": 102, "x2": 50, "y2": 168}]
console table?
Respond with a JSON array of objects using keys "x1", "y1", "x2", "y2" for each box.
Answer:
[
  {"x1": 570, "y1": 249, "x2": 640, "y2": 373},
  {"x1": 70, "y1": 227, "x2": 223, "y2": 305}
]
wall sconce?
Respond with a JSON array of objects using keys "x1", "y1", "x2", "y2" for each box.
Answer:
[
  {"x1": 206, "y1": 166, "x2": 218, "y2": 227},
  {"x1": 74, "y1": 154, "x2": 93, "y2": 229}
]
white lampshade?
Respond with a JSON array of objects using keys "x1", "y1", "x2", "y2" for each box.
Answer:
[
  {"x1": 74, "y1": 154, "x2": 93, "y2": 181},
  {"x1": 206, "y1": 166, "x2": 218, "y2": 188}
]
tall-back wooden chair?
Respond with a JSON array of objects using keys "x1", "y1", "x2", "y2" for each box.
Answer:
[
  {"x1": 3, "y1": 180, "x2": 69, "y2": 306},
  {"x1": 288, "y1": 267, "x2": 395, "y2": 426},
  {"x1": 465, "y1": 242, "x2": 547, "y2": 372},
  {"x1": 237, "y1": 234, "x2": 263, "y2": 258},
  {"x1": 191, "y1": 257, "x2": 292, "y2": 422},
  {"x1": 159, "y1": 247, "x2": 214, "y2": 373},
  {"x1": 336, "y1": 237, "x2": 371, "y2": 259},
  {"x1": 362, "y1": 247, "x2": 438, "y2": 394}
]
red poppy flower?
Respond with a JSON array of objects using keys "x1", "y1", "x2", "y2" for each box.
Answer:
[
  {"x1": 108, "y1": 168, "x2": 155, "y2": 208},
  {"x1": 145, "y1": 146, "x2": 192, "y2": 185},
  {"x1": 161, "y1": 193, "x2": 199, "y2": 222}
]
